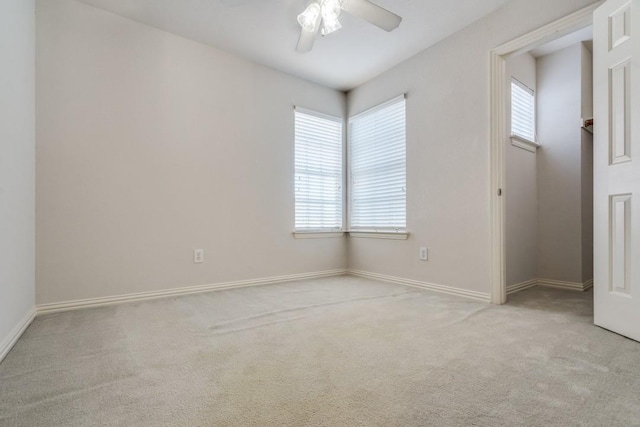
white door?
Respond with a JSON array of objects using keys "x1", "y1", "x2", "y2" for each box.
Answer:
[{"x1": 594, "y1": 0, "x2": 640, "y2": 341}]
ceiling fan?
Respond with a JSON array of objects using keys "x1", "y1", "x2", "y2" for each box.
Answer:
[{"x1": 296, "y1": 0, "x2": 402, "y2": 52}]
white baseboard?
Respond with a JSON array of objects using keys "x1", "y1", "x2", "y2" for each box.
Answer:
[
  {"x1": 507, "y1": 279, "x2": 538, "y2": 295},
  {"x1": 37, "y1": 269, "x2": 347, "y2": 315},
  {"x1": 347, "y1": 269, "x2": 491, "y2": 303},
  {"x1": 0, "y1": 307, "x2": 36, "y2": 364},
  {"x1": 31, "y1": 270, "x2": 596, "y2": 317},
  {"x1": 507, "y1": 278, "x2": 594, "y2": 295},
  {"x1": 538, "y1": 278, "x2": 593, "y2": 292}
]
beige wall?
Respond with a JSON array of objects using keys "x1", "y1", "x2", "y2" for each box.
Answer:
[
  {"x1": 505, "y1": 53, "x2": 538, "y2": 287},
  {"x1": 346, "y1": 0, "x2": 597, "y2": 295},
  {"x1": 536, "y1": 44, "x2": 592, "y2": 284},
  {"x1": 0, "y1": 0, "x2": 36, "y2": 349},
  {"x1": 35, "y1": 0, "x2": 599, "y2": 305},
  {"x1": 581, "y1": 43, "x2": 594, "y2": 283},
  {"x1": 36, "y1": 0, "x2": 347, "y2": 305}
]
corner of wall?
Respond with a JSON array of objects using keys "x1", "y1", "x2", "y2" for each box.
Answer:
[{"x1": 0, "y1": 0, "x2": 36, "y2": 365}]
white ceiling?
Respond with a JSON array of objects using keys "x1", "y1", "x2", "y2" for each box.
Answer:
[
  {"x1": 77, "y1": 0, "x2": 512, "y2": 91},
  {"x1": 530, "y1": 26, "x2": 593, "y2": 58}
]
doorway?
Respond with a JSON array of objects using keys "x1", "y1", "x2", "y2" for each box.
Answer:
[
  {"x1": 504, "y1": 28, "x2": 594, "y2": 301},
  {"x1": 489, "y1": 3, "x2": 599, "y2": 305}
]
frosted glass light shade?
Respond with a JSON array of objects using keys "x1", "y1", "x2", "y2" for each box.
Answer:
[
  {"x1": 321, "y1": 0, "x2": 342, "y2": 21},
  {"x1": 297, "y1": 3, "x2": 321, "y2": 32},
  {"x1": 321, "y1": 17, "x2": 342, "y2": 35}
]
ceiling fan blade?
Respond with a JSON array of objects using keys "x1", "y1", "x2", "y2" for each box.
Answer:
[
  {"x1": 296, "y1": 11, "x2": 322, "y2": 53},
  {"x1": 342, "y1": 0, "x2": 402, "y2": 32},
  {"x1": 296, "y1": 28, "x2": 317, "y2": 52}
]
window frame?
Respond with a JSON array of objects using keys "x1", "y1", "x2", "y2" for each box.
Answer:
[
  {"x1": 510, "y1": 77, "x2": 539, "y2": 152},
  {"x1": 293, "y1": 106, "x2": 345, "y2": 235},
  {"x1": 347, "y1": 94, "x2": 407, "y2": 235}
]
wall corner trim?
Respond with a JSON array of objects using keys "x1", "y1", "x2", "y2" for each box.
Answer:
[
  {"x1": 507, "y1": 278, "x2": 594, "y2": 295},
  {"x1": 506, "y1": 279, "x2": 538, "y2": 295},
  {"x1": 538, "y1": 278, "x2": 594, "y2": 291},
  {"x1": 347, "y1": 269, "x2": 491, "y2": 303},
  {"x1": 0, "y1": 307, "x2": 37, "y2": 364}
]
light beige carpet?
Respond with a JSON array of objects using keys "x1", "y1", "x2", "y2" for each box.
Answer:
[{"x1": 1, "y1": 276, "x2": 639, "y2": 426}]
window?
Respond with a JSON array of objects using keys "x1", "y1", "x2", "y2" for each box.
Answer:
[
  {"x1": 511, "y1": 78, "x2": 536, "y2": 143},
  {"x1": 349, "y1": 95, "x2": 406, "y2": 232},
  {"x1": 294, "y1": 108, "x2": 343, "y2": 232}
]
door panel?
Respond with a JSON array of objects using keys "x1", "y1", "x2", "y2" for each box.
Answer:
[{"x1": 594, "y1": 0, "x2": 640, "y2": 341}]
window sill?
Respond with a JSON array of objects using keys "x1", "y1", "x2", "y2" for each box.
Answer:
[
  {"x1": 293, "y1": 231, "x2": 345, "y2": 239},
  {"x1": 510, "y1": 135, "x2": 539, "y2": 153},
  {"x1": 292, "y1": 230, "x2": 409, "y2": 240},
  {"x1": 348, "y1": 231, "x2": 409, "y2": 240}
]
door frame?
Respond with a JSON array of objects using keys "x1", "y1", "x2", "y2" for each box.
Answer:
[{"x1": 489, "y1": 2, "x2": 602, "y2": 304}]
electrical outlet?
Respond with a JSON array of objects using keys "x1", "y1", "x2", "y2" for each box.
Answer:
[
  {"x1": 194, "y1": 249, "x2": 204, "y2": 264},
  {"x1": 419, "y1": 247, "x2": 428, "y2": 261}
]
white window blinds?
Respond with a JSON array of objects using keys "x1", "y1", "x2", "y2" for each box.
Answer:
[
  {"x1": 349, "y1": 95, "x2": 406, "y2": 231},
  {"x1": 294, "y1": 108, "x2": 343, "y2": 231},
  {"x1": 511, "y1": 78, "x2": 536, "y2": 142}
]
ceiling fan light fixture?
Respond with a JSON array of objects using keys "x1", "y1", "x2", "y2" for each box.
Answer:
[
  {"x1": 297, "y1": 3, "x2": 321, "y2": 33},
  {"x1": 295, "y1": 0, "x2": 402, "y2": 53},
  {"x1": 320, "y1": 0, "x2": 343, "y2": 21},
  {"x1": 321, "y1": 17, "x2": 342, "y2": 36}
]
